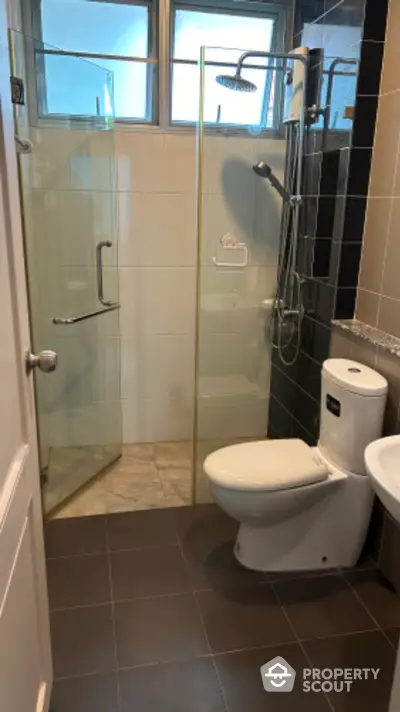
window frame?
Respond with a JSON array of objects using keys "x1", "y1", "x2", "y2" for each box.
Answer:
[
  {"x1": 24, "y1": 0, "x2": 292, "y2": 133},
  {"x1": 28, "y1": 0, "x2": 159, "y2": 125}
]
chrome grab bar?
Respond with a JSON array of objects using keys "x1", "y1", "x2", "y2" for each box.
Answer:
[
  {"x1": 52, "y1": 302, "x2": 120, "y2": 325},
  {"x1": 97, "y1": 240, "x2": 114, "y2": 306}
]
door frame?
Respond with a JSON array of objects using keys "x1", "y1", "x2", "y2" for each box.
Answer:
[{"x1": 0, "y1": 0, "x2": 52, "y2": 707}]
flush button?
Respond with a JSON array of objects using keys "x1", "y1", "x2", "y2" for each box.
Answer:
[{"x1": 348, "y1": 367, "x2": 361, "y2": 373}]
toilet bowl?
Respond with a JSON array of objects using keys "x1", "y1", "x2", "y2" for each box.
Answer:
[{"x1": 204, "y1": 359, "x2": 388, "y2": 572}]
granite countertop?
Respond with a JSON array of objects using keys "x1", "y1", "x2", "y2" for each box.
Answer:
[{"x1": 332, "y1": 319, "x2": 400, "y2": 358}]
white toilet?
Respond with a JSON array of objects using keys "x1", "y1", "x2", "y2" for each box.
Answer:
[{"x1": 204, "y1": 359, "x2": 388, "y2": 572}]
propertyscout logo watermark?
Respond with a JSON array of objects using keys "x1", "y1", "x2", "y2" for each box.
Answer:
[{"x1": 261, "y1": 656, "x2": 380, "y2": 693}]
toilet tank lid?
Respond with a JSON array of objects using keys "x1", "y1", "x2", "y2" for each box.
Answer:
[{"x1": 323, "y1": 359, "x2": 388, "y2": 396}]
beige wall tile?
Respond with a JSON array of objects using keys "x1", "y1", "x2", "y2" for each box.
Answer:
[
  {"x1": 350, "y1": 336, "x2": 378, "y2": 371},
  {"x1": 381, "y1": 198, "x2": 400, "y2": 299},
  {"x1": 114, "y1": 130, "x2": 285, "y2": 443},
  {"x1": 380, "y1": 0, "x2": 400, "y2": 95},
  {"x1": 355, "y1": 288, "x2": 380, "y2": 326},
  {"x1": 377, "y1": 295, "x2": 400, "y2": 338},
  {"x1": 330, "y1": 327, "x2": 354, "y2": 359},
  {"x1": 358, "y1": 198, "x2": 391, "y2": 292},
  {"x1": 376, "y1": 347, "x2": 400, "y2": 435},
  {"x1": 368, "y1": 92, "x2": 400, "y2": 197}
]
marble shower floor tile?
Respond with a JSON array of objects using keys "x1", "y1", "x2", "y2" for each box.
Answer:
[
  {"x1": 52, "y1": 439, "x2": 242, "y2": 519},
  {"x1": 154, "y1": 441, "x2": 192, "y2": 469},
  {"x1": 159, "y1": 467, "x2": 192, "y2": 507},
  {"x1": 53, "y1": 442, "x2": 193, "y2": 519}
]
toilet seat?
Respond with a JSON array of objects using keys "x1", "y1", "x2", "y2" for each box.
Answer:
[{"x1": 204, "y1": 439, "x2": 330, "y2": 492}]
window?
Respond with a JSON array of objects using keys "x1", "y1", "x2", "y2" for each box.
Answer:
[
  {"x1": 171, "y1": 5, "x2": 278, "y2": 128},
  {"x1": 32, "y1": 0, "x2": 284, "y2": 129},
  {"x1": 37, "y1": 0, "x2": 156, "y2": 121}
]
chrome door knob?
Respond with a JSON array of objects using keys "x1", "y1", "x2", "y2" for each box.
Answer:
[{"x1": 26, "y1": 349, "x2": 58, "y2": 373}]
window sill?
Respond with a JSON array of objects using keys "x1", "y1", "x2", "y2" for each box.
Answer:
[{"x1": 36, "y1": 116, "x2": 282, "y2": 138}]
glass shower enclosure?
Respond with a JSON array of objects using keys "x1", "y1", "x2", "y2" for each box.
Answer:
[{"x1": 11, "y1": 31, "x2": 122, "y2": 515}]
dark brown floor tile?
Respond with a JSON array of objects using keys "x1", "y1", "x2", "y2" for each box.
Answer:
[
  {"x1": 47, "y1": 554, "x2": 110, "y2": 609},
  {"x1": 384, "y1": 627, "x2": 400, "y2": 649},
  {"x1": 185, "y1": 539, "x2": 264, "y2": 591},
  {"x1": 110, "y1": 546, "x2": 190, "y2": 600},
  {"x1": 174, "y1": 509, "x2": 261, "y2": 591},
  {"x1": 214, "y1": 643, "x2": 331, "y2": 712},
  {"x1": 51, "y1": 672, "x2": 118, "y2": 712},
  {"x1": 106, "y1": 508, "x2": 177, "y2": 551},
  {"x1": 303, "y1": 631, "x2": 396, "y2": 712},
  {"x1": 119, "y1": 657, "x2": 226, "y2": 712},
  {"x1": 273, "y1": 574, "x2": 377, "y2": 640},
  {"x1": 195, "y1": 584, "x2": 295, "y2": 653},
  {"x1": 171, "y1": 504, "x2": 237, "y2": 545},
  {"x1": 50, "y1": 604, "x2": 116, "y2": 678},
  {"x1": 345, "y1": 569, "x2": 400, "y2": 629},
  {"x1": 45, "y1": 515, "x2": 107, "y2": 558},
  {"x1": 114, "y1": 593, "x2": 208, "y2": 667}
]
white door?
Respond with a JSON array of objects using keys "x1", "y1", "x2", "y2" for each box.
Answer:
[{"x1": 0, "y1": 0, "x2": 52, "y2": 708}]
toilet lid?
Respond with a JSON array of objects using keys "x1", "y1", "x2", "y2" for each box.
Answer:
[{"x1": 204, "y1": 439, "x2": 329, "y2": 491}]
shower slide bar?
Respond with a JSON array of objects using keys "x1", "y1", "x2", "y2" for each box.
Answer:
[{"x1": 52, "y1": 302, "x2": 120, "y2": 325}]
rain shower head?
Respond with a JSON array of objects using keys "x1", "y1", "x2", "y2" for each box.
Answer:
[
  {"x1": 216, "y1": 70, "x2": 257, "y2": 93},
  {"x1": 253, "y1": 160, "x2": 295, "y2": 206}
]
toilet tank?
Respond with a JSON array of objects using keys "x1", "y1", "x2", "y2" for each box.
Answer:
[{"x1": 318, "y1": 359, "x2": 388, "y2": 475}]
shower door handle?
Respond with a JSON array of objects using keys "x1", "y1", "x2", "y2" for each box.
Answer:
[
  {"x1": 96, "y1": 240, "x2": 116, "y2": 307},
  {"x1": 52, "y1": 303, "x2": 120, "y2": 324}
]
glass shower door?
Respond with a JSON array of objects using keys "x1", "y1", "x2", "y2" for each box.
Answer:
[
  {"x1": 193, "y1": 46, "x2": 286, "y2": 502},
  {"x1": 11, "y1": 31, "x2": 122, "y2": 515}
]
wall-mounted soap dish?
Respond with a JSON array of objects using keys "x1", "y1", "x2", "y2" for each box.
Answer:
[{"x1": 212, "y1": 233, "x2": 248, "y2": 268}]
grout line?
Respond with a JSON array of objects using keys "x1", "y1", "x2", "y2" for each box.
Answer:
[
  {"x1": 270, "y1": 582, "x2": 335, "y2": 711},
  {"x1": 50, "y1": 601, "x2": 112, "y2": 613},
  {"x1": 51, "y1": 590, "x2": 196, "y2": 613},
  {"x1": 190, "y1": 589, "x2": 229, "y2": 712},
  {"x1": 342, "y1": 574, "x2": 385, "y2": 635},
  {"x1": 54, "y1": 669, "x2": 119, "y2": 682},
  {"x1": 47, "y1": 551, "x2": 109, "y2": 560},
  {"x1": 105, "y1": 517, "x2": 122, "y2": 712},
  {"x1": 297, "y1": 626, "x2": 382, "y2": 644},
  {"x1": 272, "y1": 361, "x2": 320, "y2": 405},
  {"x1": 302, "y1": 0, "x2": 345, "y2": 28},
  {"x1": 108, "y1": 542, "x2": 181, "y2": 555}
]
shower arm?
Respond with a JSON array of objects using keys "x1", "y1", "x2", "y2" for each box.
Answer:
[{"x1": 235, "y1": 50, "x2": 308, "y2": 75}]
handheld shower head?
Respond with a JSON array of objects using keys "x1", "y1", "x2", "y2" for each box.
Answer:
[
  {"x1": 216, "y1": 70, "x2": 257, "y2": 93},
  {"x1": 253, "y1": 160, "x2": 273, "y2": 179},
  {"x1": 253, "y1": 160, "x2": 296, "y2": 206}
]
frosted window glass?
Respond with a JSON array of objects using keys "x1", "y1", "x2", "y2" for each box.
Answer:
[
  {"x1": 39, "y1": 0, "x2": 151, "y2": 120},
  {"x1": 41, "y1": 0, "x2": 149, "y2": 57},
  {"x1": 172, "y1": 9, "x2": 275, "y2": 127}
]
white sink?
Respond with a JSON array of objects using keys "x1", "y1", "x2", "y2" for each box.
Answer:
[{"x1": 365, "y1": 435, "x2": 400, "y2": 523}]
